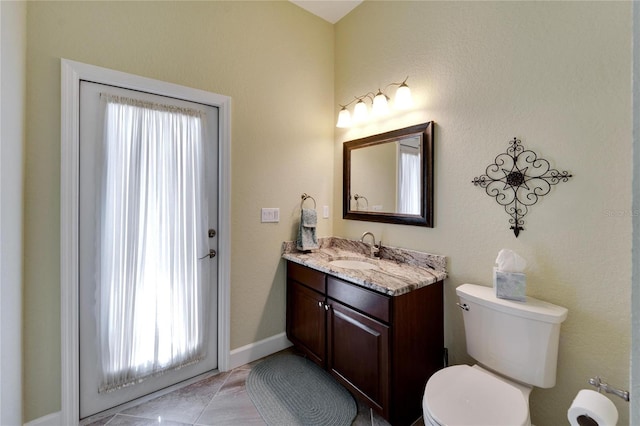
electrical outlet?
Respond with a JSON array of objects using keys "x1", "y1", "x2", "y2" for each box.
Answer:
[{"x1": 261, "y1": 208, "x2": 280, "y2": 223}]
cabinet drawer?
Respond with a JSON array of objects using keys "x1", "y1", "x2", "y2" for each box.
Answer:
[
  {"x1": 327, "y1": 276, "x2": 390, "y2": 323},
  {"x1": 287, "y1": 262, "x2": 326, "y2": 293}
]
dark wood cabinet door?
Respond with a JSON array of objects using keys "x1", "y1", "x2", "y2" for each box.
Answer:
[
  {"x1": 286, "y1": 279, "x2": 326, "y2": 367},
  {"x1": 327, "y1": 300, "x2": 389, "y2": 416}
]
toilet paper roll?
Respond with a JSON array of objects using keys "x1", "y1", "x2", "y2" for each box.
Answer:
[{"x1": 567, "y1": 389, "x2": 618, "y2": 426}]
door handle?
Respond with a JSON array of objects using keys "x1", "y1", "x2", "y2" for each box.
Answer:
[{"x1": 199, "y1": 249, "x2": 217, "y2": 260}]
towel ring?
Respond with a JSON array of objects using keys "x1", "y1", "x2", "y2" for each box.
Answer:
[
  {"x1": 301, "y1": 193, "x2": 316, "y2": 209},
  {"x1": 353, "y1": 194, "x2": 368, "y2": 210}
]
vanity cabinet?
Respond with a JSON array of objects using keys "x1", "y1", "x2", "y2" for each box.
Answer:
[
  {"x1": 286, "y1": 261, "x2": 444, "y2": 426},
  {"x1": 287, "y1": 276, "x2": 326, "y2": 366}
]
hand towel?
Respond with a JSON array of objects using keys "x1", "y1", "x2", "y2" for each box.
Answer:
[{"x1": 296, "y1": 208, "x2": 318, "y2": 251}]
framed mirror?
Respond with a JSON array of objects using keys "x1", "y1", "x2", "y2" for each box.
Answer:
[{"x1": 343, "y1": 122, "x2": 434, "y2": 226}]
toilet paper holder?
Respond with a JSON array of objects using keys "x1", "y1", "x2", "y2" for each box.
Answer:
[{"x1": 589, "y1": 376, "x2": 630, "y2": 402}]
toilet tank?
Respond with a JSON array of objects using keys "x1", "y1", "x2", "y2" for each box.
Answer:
[{"x1": 457, "y1": 284, "x2": 568, "y2": 388}]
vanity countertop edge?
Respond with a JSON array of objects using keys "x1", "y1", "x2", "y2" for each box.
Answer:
[{"x1": 282, "y1": 237, "x2": 447, "y2": 296}]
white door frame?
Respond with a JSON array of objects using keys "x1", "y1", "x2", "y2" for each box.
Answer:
[{"x1": 60, "y1": 59, "x2": 231, "y2": 425}]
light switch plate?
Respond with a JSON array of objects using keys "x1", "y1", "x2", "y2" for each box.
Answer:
[
  {"x1": 261, "y1": 208, "x2": 280, "y2": 223},
  {"x1": 323, "y1": 205, "x2": 329, "y2": 218}
]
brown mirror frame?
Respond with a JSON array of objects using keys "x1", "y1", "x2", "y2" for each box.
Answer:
[{"x1": 343, "y1": 122, "x2": 434, "y2": 227}]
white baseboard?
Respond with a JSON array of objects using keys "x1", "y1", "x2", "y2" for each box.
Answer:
[
  {"x1": 229, "y1": 332, "x2": 292, "y2": 369},
  {"x1": 24, "y1": 411, "x2": 62, "y2": 426}
]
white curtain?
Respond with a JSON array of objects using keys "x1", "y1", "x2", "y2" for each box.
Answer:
[
  {"x1": 398, "y1": 144, "x2": 421, "y2": 215},
  {"x1": 97, "y1": 94, "x2": 209, "y2": 392}
]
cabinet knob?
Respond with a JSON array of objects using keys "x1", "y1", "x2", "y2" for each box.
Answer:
[
  {"x1": 318, "y1": 301, "x2": 323, "y2": 308},
  {"x1": 324, "y1": 304, "x2": 330, "y2": 311}
]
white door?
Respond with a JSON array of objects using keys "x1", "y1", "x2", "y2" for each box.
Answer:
[{"x1": 78, "y1": 81, "x2": 219, "y2": 418}]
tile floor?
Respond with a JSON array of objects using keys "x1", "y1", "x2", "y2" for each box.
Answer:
[{"x1": 81, "y1": 349, "x2": 423, "y2": 426}]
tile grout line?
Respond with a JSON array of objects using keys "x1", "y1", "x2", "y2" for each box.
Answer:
[{"x1": 193, "y1": 368, "x2": 235, "y2": 425}]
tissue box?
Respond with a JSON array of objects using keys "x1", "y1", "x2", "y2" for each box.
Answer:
[{"x1": 493, "y1": 267, "x2": 526, "y2": 301}]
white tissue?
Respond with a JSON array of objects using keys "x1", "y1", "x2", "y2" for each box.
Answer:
[
  {"x1": 567, "y1": 389, "x2": 618, "y2": 426},
  {"x1": 494, "y1": 249, "x2": 527, "y2": 301},
  {"x1": 495, "y1": 249, "x2": 527, "y2": 273}
]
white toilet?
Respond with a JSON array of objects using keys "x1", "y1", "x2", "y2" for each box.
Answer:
[{"x1": 423, "y1": 283, "x2": 568, "y2": 426}]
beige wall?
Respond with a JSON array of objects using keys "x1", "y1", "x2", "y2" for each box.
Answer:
[
  {"x1": 1, "y1": 1, "x2": 26, "y2": 424},
  {"x1": 24, "y1": 1, "x2": 334, "y2": 421},
  {"x1": 335, "y1": 2, "x2": 632, "y2": 425},
  {"x1": 633, "y1": 4, "x2": 640, "y2": 422}
]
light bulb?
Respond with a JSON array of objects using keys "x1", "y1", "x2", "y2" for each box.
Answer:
[
  {"x1": 336, "y1": 107, "x2": 352, "y2": 128},
  {"x1": 394, "y1": 83, "x2": 413, "y2": 109},
  {"x1": 372, "y1": 91, "x2": 389, "y2": 115},
  {"x1": 353, "y1": 99, "x2": 368, "y2": 122}
]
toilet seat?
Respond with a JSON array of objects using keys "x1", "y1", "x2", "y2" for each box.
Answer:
[{"x1": 423, "y1": 365, "x2": 529, "y2": 426}]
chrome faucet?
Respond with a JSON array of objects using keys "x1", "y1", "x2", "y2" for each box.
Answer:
[{"x1": 360, "y1": 231, "x2": 381, "y2": 258}]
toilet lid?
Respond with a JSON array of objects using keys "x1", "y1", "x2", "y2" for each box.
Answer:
[{"x1": 424, "y1": 365, "x2": 528, "y2": 426}]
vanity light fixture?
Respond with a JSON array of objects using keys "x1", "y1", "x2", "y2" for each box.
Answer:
[
  {"x1": 372, "y1": 90, "x2": 390, "y2": 116},
  {"x1": 336, "y1": 77, "x2": 413, "y2": 128},
  {"x1": 353, "y1": 99, "x2": 369, "y2": 123}
]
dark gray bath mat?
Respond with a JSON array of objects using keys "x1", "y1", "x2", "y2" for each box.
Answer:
[{"x1": 246, "y1": 353, "x2": 357, "y2": 426}]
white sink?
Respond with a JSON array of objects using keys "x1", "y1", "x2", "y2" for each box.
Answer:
[{"x1": 328, "y1": 259, "x2": 377, "y2": 270}]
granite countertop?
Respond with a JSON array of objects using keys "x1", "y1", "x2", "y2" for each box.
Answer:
[{"x1": 282, "y1": 237, "x2": 447, "y2": 296}]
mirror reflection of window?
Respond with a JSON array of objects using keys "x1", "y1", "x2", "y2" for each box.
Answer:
[{"x1": 397, "y1": 136, "x2": 421, "y2": 215}]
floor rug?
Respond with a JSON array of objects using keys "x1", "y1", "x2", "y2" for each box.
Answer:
[{"x1": 246, "y1": 353, "x2": 357, "y2": 426}]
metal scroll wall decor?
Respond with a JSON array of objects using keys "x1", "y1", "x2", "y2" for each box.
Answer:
[{"x1": 472, "y1": 137, "x2": 572, "y2": 237}]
